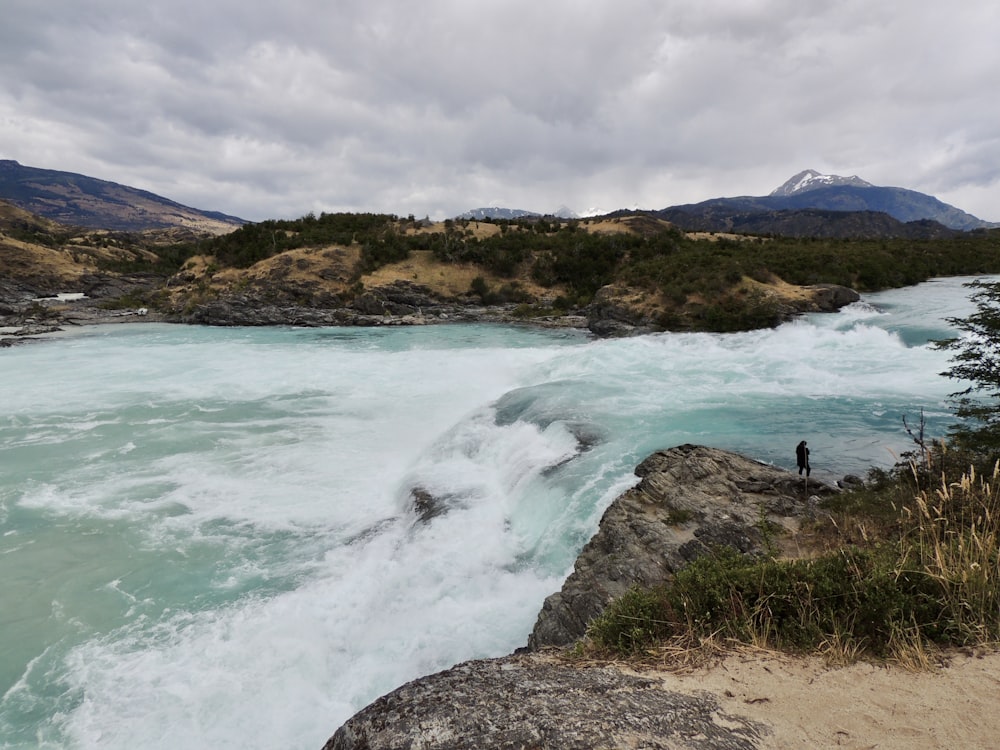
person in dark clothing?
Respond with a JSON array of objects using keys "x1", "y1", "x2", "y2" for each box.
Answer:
[{"x1": 796, "y1": 440, "x2": 810, "y2": 476}]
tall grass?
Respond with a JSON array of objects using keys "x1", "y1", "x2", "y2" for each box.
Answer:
[
  {"x1": 585, "y1": 462, "x2": 1000, "y2": 664},
  {"x1": 900, "y1": 462, "x2": 1000, "y2": 646}
]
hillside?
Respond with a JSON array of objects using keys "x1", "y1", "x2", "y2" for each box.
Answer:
[
  {"x1": 96, "y1": 211, "x2": 1000, "y2": 335},
  {"x1": 0, "y1": 160, "x2": 244, "y2": 234},
  {"x1": 0, "y1": 198, "x2": 197, "y2": 338},
  {"x1": 159, "y1": 213, "x2": 876, "y2": 334}
]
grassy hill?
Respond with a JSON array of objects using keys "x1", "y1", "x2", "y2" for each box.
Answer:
[
  {"x1": 157, "y1": 211, "x2": 1000, "y2": 331},
  {"x1": 6, "y1": 201, "x2": 1000, "y2": 334}
]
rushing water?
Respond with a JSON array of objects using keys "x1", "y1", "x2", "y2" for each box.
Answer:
[{"x1": 0, "y1": 276, "x2": 991, "y2": 749}]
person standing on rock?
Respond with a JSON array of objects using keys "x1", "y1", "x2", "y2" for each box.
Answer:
[{"x1": 796, "y1": 440, "x2": 811, "y2": 477}]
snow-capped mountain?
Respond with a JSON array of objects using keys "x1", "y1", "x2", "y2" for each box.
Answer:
[
  {"x1": 770, "y1": 169, "x2": 874, "y2": 196},
  {"x1": 657, "y1": 169, "x2": 998, "y2": 234},
  {"x1": 551, "y1": 205, "x2": 579, "y2": 219},
  {"x1": 457, "y1": 170, "x2": 998, "y2": 233},
  {"x1": 456, "y1": 207, "x2": 540, "y2": 221},
  {"x1": 456, "y1": 205, "x2": 582, "y2": 220}
]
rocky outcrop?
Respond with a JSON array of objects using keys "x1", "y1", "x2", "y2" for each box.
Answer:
[
  {"x1": 325, "y1": 445, "x2": 841, "y2": 749},
  {"x1": 802, "y1": 284, "x2": 860, "y2": 312},
  {"x1": 585, "y1": 282, "x2": 860, "y2": 336},
  {"x1": 181, "y1": 281, "x2": 859, "y2": 334},
  {"x1": 585, "y1": 284, "x2": 661, "y2": 337},
  {"x1": 175, "y1": 283, "x2": 589, "y2": 331},
  {"x1": 527, "y1": 444, "x2": 837, "y2": 649},
  {"x1": 175, "y1": 281, "x2": 451, "y2": 327},
  {"x1": 349, "y1": 280, "x2": 443, "y2": 316},
  {"x1": 324, "y1": 653, "x2": 767, "y2": 750},
  {"x1": 0, "y1": 272, "x2": 162, "y2": 345},
  {"x1": 180, "y1": 294, "x2": 394, "y2": 327}
]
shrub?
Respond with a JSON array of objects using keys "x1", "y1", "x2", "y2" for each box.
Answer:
[
  {"x1": 357, "y1": 233, "x2": 410, "y2": 273},
  {"x1": 587, "y1": 462, "x2": 1000, "y2": 661},
  {"x1": 587, "y1": 586, "x2": 673, "y2": 654}
]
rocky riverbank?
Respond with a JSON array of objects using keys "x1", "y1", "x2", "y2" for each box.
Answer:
[
  {"x1": 323, "y1": 445, "x2": 849, "y2": 749},
  {"x1": 1, "y1": 268, "x2": 859, "y2": 347},
  {"x1": 525, "y1": 445, "x2": 841, "y2": 651},
  {"x1": 0, "y1": 273, "x2": 167, "y2": 346},
  {"x1": 0, "y1": 209, "x2": 861, "y2": 343},
  {"x1": 169, "y1": 276, "x2": 858, "y2": 337},
  {"x1": 171, "y1": 278, "x2": 592, "y2": 331}
]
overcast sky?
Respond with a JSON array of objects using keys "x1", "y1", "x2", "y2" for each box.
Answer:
[{"x1": 2, "y1": 1, "x2": 998, "y2": 222}]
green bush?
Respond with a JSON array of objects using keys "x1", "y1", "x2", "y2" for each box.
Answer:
[
  {"x1": 587, "y1": 586, "x2": 673, "y2": 654},
  {"x1": 587, "y1": 462, "x2": 1000, "y2": 662},
  {"x1": 357, "y1": 233, "x2": 410, "y2": 274}
]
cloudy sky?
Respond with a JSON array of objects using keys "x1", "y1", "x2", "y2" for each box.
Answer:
[{"x1": 2, "y1": 1, "x2": 998, "y2": 222}]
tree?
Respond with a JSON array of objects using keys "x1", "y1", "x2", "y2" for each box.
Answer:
[{"x1": 937, "y1": 280, "x2": 1000, "y2": 454}]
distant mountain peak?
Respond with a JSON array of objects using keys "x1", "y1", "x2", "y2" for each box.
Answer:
[
  {"x1": 456, "y1": 207, "x2": 540, "y2": 221},
  {"x1": 457, "y1": 205, "x2": 582, "y2": 221},
  {"x1": 770, "y1": 169, "x2": 874, "y2": 197},
  {"x1": 659, "y1": 168, "x2": 998, "y2": 234}
]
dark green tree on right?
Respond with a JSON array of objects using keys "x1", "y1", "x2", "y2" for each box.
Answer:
[{"x1": 938, "y1": 280, "x2": 1000, "y2": 456}]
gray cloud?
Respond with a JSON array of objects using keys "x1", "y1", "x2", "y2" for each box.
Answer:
[{"x1": 1, "y1": 0, "x2": 997, "y2": 221}]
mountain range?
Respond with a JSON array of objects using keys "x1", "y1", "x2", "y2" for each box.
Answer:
[
  {"x1": 465, "y1": 169, "x2": 997, "y2": 237},
  {"x1": 457, "y1": 206, "x2": 579, "y2": 221},
  {"x1": 0, "y1": 159, "x2": 244, "y2": 235},
  {"x1": 655, "y1": 169, "x2": 996, "y2": 234},
  {"x1": 0, "y1": 159, "x2": 995, "y2": 239}
]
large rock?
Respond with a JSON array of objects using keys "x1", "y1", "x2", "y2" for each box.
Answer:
[
  {"x1": 350, "y1": 281, "x2": 440, "y2": 316},
  {"x1": 324, "y1": 653, "x2": 767, "y2": 750},
  {"x1": 586, "y1": 283, "x2": 661, "y2": 337},
  {"x1": 803, "y1": 283, "x2": 860, "y2": 312},
  {"x1": 527, "y1": 444, "x2": 837, "y2": 649},
  {"x1": 324, "y1": 445, "x2": 838, "y2": 749}
]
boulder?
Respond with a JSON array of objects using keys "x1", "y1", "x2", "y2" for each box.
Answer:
[
  {"x1": 838, "y1": 474, "x2": 865, "y2": 489},
  {"x1": 585, "y1": 284, "x2": 660, "y2": 337},
  {"x1": 806, "y1": 284, "x2": 861, "y2": 312},
  {"x1": 324, "y1": 653, "x2": 767, "y2": 750},
  {"x1": 351, "y1": 281, "x2": 446, "y2": 316}
]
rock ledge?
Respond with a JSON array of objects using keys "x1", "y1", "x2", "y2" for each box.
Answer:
[
  {"x1": 326, "y1": 445, "x2": 840, "y2": 749},
  {"x1": 324, "y1": 653, "x2": 767, "y2": 750}
]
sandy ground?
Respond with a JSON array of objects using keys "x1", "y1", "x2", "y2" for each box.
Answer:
[{"x1": 644, "y1": 649, "x2": 1000, "y2": 749}]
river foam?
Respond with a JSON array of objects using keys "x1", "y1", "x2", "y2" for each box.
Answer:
[{"x1": 0, "y1": 275, "x2": 993, "y2": 749}]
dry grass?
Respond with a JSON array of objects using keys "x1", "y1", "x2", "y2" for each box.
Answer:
[
  {"x1": 584, "y1": 462, "x2": 1000, "y2": 670},
  {"x1": 363, "y1": 249, "x2": 526, "y2": 298},
  {"x1": 740, "y1": 274, "x2": 814, "y2": 303},
  {"x1": 178, "y1": 244, "x2": 563, "y2": 305},
  {"x1": 0, "y1": 236, "x2": 99, "y2": 285},
  {"x1": 570, "y1": 629, "x2": 803, "y2": 677},
  {"x1": 580, "y1": 215, "x2": 676, "y2": 237},
  {"x1": 900, "y1": 461, "x2": 1000, "y2": 646}
]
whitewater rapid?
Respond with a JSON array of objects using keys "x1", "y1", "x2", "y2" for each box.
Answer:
[{"x1": 0, "y1": 276, "x2": 990, "y2": 749}]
